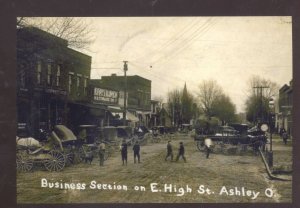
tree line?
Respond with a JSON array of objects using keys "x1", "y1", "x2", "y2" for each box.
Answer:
[{"x1": 165, "y1": 76, "x2": 279, "y2": 129}]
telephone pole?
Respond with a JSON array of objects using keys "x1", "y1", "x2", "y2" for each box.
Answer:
[
  {"x1": 253, "y1": 85, "x2": 272, "y2": 167},
  {"x1": 123, "y1": 61, "x2": 128, "y2": 126},
  {"x1": 253, "y1": 86, "x2": 269, "y2": 123}
]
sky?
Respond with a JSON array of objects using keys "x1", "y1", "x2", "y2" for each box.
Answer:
[{"x1": 82, "y1": 17, "x2": 292, "y2": 113}]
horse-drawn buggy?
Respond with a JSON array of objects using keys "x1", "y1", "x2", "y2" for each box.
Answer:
[
  {"x1": 132, "y1": 125, "x2": 152, "y2": 145},
  {"x1": 16, "y1": 125, "x2": 85, "y2": 172},
  {"x1": 194, "y1": 124, "x2": 268, "y2": 155}
]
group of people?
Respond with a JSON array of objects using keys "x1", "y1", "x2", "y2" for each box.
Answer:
[
  {"x1": 120, "y1": 139, "x2": 141, "y2": 165},
  {"x1": 166, "y1": 139, "x2": 213, "y2": 161},
  {"x1": 97, "y1": 139, "x2": 141, "y2": 166},
  {"x1": 165, "y1": 141, "x2": 187, "y2": 162},
  {"x1": 97, "y1": 139, "x2": 213, "y2": 166}
]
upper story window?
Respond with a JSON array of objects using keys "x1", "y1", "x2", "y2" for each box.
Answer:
[
  {"x1": 76, "y1": 76, "x2": 81, "y2": 88},
  {"x1": 83, "y1": 78, "x2": 88, "y2": 95},
  {"x1": 56, "y1": 65, "x2": 61, "y2": 86},
  {"x1": 68, "y1": 74, "x2": 73, "y2": 92},
  {"x1": 47, "y1": 63, "x2": 52, "y2": 85},
  {"x1": 37, "y1": 60, "x2": 42, "y2": 84}
]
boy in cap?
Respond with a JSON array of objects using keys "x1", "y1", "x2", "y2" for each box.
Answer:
[
  {"x1": 175, "y1": 142, "x2": 186, "y2": 162},
  {"x1": 165, "y1": 140, "x2": 173, "y2": 161},
  {"x1": 133, "y1": 141, "x2": 141, "y2": 163}
]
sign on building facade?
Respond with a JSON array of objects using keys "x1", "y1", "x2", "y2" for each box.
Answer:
[{"x1": 93, "y1": 87, "x2": 118, "y2": 104}]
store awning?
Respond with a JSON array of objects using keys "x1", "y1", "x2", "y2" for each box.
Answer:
[
  {"x1": 69, "y1": 102, "x2": 106, "y2": 117},
  {"x1": 127, "y1": 111, "x2": 139, "y2": 122},
  {"x1": 112, "y1": 111, "x2": 139, "y2": 122},
  {"x1": 107, "y1": 105, "x2": 123, "y2": 112},
  {"x1": 136, "y1": 111, "x2": 151, "y2": 115}
]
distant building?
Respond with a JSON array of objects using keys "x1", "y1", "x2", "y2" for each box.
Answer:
[
  {"x1": 88, "y1": 81, "x2": 124, "y2": 127},
  {"x1": 159, "y1": 104, "x2": 172, "y2": 127},
  {"x1": 149, "y1": 100, "x2": 161, "y2": 127},
  {"x1": 276, "y1": 80, "x2": 293, "y2": 136},
  {"x1": 91, "y1": 74, "x2": 151, "y2": 126}
]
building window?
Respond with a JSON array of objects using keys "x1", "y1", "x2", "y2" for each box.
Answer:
[
  {"x1": 83, "y1": 78, "x2": 88, "y2": 95},
  {"x1": 37, "y1": 60, "x2": 42, "y2": 84},
  {"x1": 68, "y1": 74, "x2": 72, "y2": 92},
  {"x1": 56, "y1": 65, "x2": 61, "y2": 86},
  {"x1": 47, "y1": 63, "x2": 52, "y2": 85},
  {"x1": 77, "y1": 76, "x2": 80, "y2": 88}
]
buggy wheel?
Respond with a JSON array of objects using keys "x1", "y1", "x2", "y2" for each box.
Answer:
[
  {"x1": 64, "y1": 152, "x2": 75, "y2": 166},
  {"x1": 16, "y1": 152, "x2": 33, "y2": 172},
  {"x1": 196, "y1": 141, "x2": 205, "y2": 151},
  {"x1": 44, "y1": 151, "x2": 65, "y2": 171},
  {"x1": 63, "y1": 146, "x2": 75, "y2": 166},
  {"x1": 73, "y1": 146, "x2": 85, "y2": 164}
]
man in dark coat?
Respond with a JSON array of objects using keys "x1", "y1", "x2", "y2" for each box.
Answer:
[
  {"x1": 121, "y1": 139, "x2": 128, "y2": 165},
  {"x1": 175, "y1": 142, "x2": 186, "y2": 162},
  {"x1": 133, "y1": 141, "x2": 141, "y2": 163},
  {"x1": 165, "y1": 141, "x2": 173, "y2": 161}
]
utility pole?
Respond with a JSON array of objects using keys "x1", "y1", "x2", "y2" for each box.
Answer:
[
  {"x1": 253, "y1": 86, "x2": 269, "y2": 123},
  {"x1": 254, "y1": 85, "x2": 272, "y2": 167},
  {"x1": 123, "y1": 61, "x2": 128, "y2": 126}
]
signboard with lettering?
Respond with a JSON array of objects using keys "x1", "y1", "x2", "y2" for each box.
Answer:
[{"x1": 93, "y1": 87, "x2": 118, "y2": 104}]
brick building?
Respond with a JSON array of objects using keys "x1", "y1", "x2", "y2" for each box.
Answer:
[
  {"x1": 17, "y1": 27, "x2": 92, "y2": 136},
  {"x1": 276, "y1": 80, "x2": 293, "y2": 136},
  {"x1": 91, "y1": 74, "x2": 151, "y2": 126}
]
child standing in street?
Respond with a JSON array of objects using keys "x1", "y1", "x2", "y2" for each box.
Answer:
[{"x1": 175, "y1": 142, "x2": 186, "y2": 162}]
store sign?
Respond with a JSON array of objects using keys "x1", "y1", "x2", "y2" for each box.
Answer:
[{"x1": 93, "y1": 88, "x2": 118, "y2": 104}]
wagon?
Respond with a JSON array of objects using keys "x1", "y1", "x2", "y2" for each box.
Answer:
[
  {"x1": 194, "y1": 124, "x2": 267, "y2": 154},
  {"x1": 180, "y1": 124, "x2": 192, "y2": 134},
  {"x1": 16, "y1": 125, "x2": 85, "y2": 172},
  {"x1": 77, "y1": 125, "x2": 100, "y2": 144},
  {"x1": 16, "y1": 137, "x2": 66, "y2": 172},
  {"x1": 132, "y1": 126, "x2": 152, "y2": 145}
]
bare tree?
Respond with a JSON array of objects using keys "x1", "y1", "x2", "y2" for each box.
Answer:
[
  {"x1": 17, "y1": 17, "x2": 95, "y2": 50},
  {"x1": 247, "y1": 75, "x2": 280, "y2": 99},
  {"x1": 245, "y1": 75, "x2": 280, "y2": 123},
  {"x1": 196, "y1": 80, "x2": 223, "y2": 118},
  {"x1": 167, "y1": 89, "x2": 182, "y2": 127}
]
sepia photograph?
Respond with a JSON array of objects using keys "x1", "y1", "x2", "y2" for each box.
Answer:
[{"x1": 15, "y1": 16, "x2": 293, "y2": 204}]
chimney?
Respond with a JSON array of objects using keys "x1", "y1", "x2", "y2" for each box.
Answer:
[{"x1": 111, "y1": 73, "x2": 117, "y2": 76}]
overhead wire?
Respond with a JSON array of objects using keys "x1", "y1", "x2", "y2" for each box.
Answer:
[
  {"x1": 151, "y1": 17, "x2": 217, "y2": 67},
  {"x1": 131, "y1": 18, "x2": 201, "y2": 63}
]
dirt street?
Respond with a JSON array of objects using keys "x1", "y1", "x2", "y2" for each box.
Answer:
[{"x1": 17, "y1": 134, "x2": 292, "y2": 203}]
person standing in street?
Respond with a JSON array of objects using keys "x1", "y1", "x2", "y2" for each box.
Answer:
[
  {"x1": 121, "y1": 139, "x2": 128, "y2": 165},
  {"x1": 98, "y1": 141, "x2": 106, "y2": 166},
  {"x1": 165, "y1": 140, "x2": 173, "y2": 161},
  {"x1": 133, "y1": 141, "x2": 141, "y2": 163},
  {"x1": 175, "y1": 142, "x2": 186, "y2": 162},
  {"x1": 282, "y1": 131, "x2": 288, "y2": 145},
  {"x1": 204, "y1": 138, "x2": 212, "y2": 159}
]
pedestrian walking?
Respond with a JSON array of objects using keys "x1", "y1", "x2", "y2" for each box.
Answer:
[
  {"x1": 98, "y1": 141, "x2": 106, "y2": 166},
  {"x1": 204, "y1": 138, "x2": 212, "y2": 159},
  {"x1": 133, "y1": 141, "x2": 141, "y2": 163},
  {"x1": 282, "y1": 132, "x2": 288, "y2": 145},
  {"x1": 165, "y1": 140, "x2": 173, "y2": 161},
  {"x1": 121, "y1": 139, "x2": 128, "y2": 165},
  {"x1": 175, "y1": 142, "x2": 186, "y2": 162}
]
